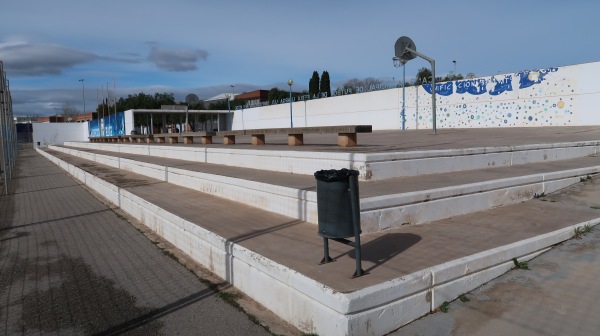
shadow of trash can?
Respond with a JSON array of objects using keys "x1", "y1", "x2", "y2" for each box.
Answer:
[{"x1": 314, "y1": 168, "x2": 365, "y2": 278}]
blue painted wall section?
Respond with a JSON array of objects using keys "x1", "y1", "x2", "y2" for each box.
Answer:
[
  {"x1": 517, "y1": 67, "x2": 558, "y2": 89},
  {"x1": 408, "y1": 66, "x2": 576, "y2": 128},
  {"x1": 422, "y1": 82, "x2": 453, "y2": 96},
  {"x1": 89, "y1": 112, "x2": 125, "y2": 137},
  {"x1": 488, "y1": 75, "x2": 513, "y2": 96},
  {"x1": 456, "y1": 79, "x2": 487, "y2": 95}
]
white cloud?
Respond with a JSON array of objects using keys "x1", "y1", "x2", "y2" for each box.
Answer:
[
  {"x1": 0, "y1": 42, "x2": 141, "y2": 76},
  {"x1": 148, "y1": 45, "x2": 209, "y2": 72}
]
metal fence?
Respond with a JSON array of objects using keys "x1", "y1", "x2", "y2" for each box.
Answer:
[{"x1": 0, "y1": 60, "x2": 17, "y2": 195}]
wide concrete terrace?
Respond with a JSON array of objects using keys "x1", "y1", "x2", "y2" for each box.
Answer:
[{"x1": 28, "y1": 126, "x2": 600, "y2": 335}]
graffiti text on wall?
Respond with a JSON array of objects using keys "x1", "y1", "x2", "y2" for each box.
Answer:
[{"x1": 422, "y1": 67, "x2": 559, "y2": 97}]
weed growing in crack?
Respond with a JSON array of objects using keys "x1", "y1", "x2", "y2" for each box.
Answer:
[
  {"x1": 459, "y1": 295, "x2": 470, "y2": 302},
  {"x1": 512, "y1": 258, "x2": 529, "y2": 270},
  {"x1": 574, "y1": 224, "x2": 594, "y2": 239}
]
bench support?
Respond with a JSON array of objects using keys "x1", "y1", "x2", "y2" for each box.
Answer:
[
  {"x1": 168, "y1": 137, "x2": 178, "y2": 144},
  {"x1": 338, "y1": 133, "x2": 357, "y2": 147},
  {"x1": 252, "y1": 134, "x2": 265, "y2": 145},
  {"x1": 155, "y1": 137, "x2": 165, "y2": 144},
  {"x1": 183, "y1": 136, "x2": 193, "y2": 144},
  {"x1": 288, "y1": 134, "x2": 304, "y2": 146},
  {"x1": 224, "y1": 135, "x2": 236, "y2": 145},
  {"x1": 201, "y1": 136, "x2": 213, "y2": 145}
]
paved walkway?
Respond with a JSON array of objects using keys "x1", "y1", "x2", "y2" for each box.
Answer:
[
  {"x1": 0, "y1": 147, "x2": 271, "y2": 335},
  {"x1": 393, "y1": 226, "x2": 600, "y2": 336}
]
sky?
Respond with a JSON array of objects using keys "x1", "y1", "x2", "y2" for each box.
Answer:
[{"x1": 1, "y1": 0, "x2": 599, "y2": 117}]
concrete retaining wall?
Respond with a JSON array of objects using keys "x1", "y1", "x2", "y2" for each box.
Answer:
[{"x1": 233, "y1": 62, "x2": 600, "y2": 131}]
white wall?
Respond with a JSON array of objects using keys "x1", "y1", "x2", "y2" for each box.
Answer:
[
  {"x1": 232, "y1": 61, "x2": 600, "y2": 130},
  {"x1": 33, "y1": 122, "x2": 88, "y2": 147}
]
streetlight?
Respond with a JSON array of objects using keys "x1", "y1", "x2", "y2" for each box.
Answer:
[
  {"x1": 453, "y1": 60, "x2": 457, "y2": 79},
  {"x1": 287, "y1": 79, "x2": 293, "y2": 128},
  {"x1": 230, "y1": 85, "x2": 235, "y2": 130},
  {"x1": 78, "y1": 79, "x2": 86, "y2": 113},
  {"x1": 393, "y1": 57, "x2": 407, "y2": 130},
  {"x1": 226, "y1": 93, "x2": 232, "y2": 130}
]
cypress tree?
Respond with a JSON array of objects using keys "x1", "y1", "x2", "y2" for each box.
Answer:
[
  {"x1": 320, "y1": 71, "x2": 331, "y2": 97},
  {"x1": 309, "y1": 71, "x2": 320, "y2": 96}
]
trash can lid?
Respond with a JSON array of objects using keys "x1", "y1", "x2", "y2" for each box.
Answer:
[{"x1": 314, "y1": 168, "x2": 359, "y2": 182}]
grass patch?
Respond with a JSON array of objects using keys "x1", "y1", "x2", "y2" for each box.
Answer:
[
  {"x1": 512, "y1": 258, "x2": 529, "y2": 270},
  {"x1": 217, "y1": 291, "x2": 241, "y2": 305},
  {"x1": 574, "y1": 224, "x2": 594, "y2": 239}
]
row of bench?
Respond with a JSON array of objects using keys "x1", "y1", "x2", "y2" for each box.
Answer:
[{"x1": 89, "y1": 125, "x2": 372, "y2": 147}]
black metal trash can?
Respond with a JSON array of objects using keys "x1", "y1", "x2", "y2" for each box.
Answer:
[{"x1": 314, "y1": 169, "x2": 360, "y2": 238}]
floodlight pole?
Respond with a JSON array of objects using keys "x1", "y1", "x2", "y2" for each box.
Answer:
[
  {"x1": 288, "y1": 79, "x2": 294, "y2": 128},
  {"x1": 78, "y1": 79, "x2": 86, "y2": 113},
  {"x1": 226, "y1": 94, "x2": 231, "y2": 130},
  {"x1": 404, "y1": 47, "x2": 437, "y2": 134}
]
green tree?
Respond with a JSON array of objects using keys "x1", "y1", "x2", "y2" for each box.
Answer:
[
  {"x1": 267, "y1": 87, "x2": 289, "y2": 102},
  {"x1": 96, "y1": 92, "x2": 176, "y2": 113},
  {"x1": 416, "y1": 67, "x2": 432, "y2": 85},
  {"x1": 309, "y1": 71, "x2": 320, "y2": 96},
  {"x1": 320, "y1": 71, "x2": 331, "y2": 97}
]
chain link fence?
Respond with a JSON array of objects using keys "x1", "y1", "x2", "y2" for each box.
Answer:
[{"x1": 1, "y1": 60, "x2": 17, "y2": 195}]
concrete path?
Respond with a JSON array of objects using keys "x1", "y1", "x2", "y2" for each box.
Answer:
[
  {"x1": 0, "y1": 147, "x2": 272, "y2": 335},
  {"x1": 393, "y1": 226, "x2": 600, "y2": 336}
]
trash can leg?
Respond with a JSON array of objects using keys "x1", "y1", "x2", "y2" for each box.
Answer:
[
  {"x1": 350, "y1": 174, "x2": 366, "y2": 278},
  {"x1": 320, "y1": 238, "x2": 334, "y2": 264}
]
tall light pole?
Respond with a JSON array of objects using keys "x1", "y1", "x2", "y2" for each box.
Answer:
[
  {"x1": 78, "y1": 79, "x2": 86, "y2": 113},
  {"x1": 287, "y1": 79, "x2": 293, "y2": 128},
  {"x1": 226, "y1": 93, "x2": 231, "y2": 130},
  {"x1": 453, "y1": 60, "x2": 457, "y2": 79}
]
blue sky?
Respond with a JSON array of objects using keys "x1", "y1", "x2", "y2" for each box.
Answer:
[{"x1": 2, "y1": 0, "x2": 599, "y2": 117}]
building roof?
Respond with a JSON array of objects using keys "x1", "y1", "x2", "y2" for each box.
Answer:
[{"x1": 204, "y1": 93, "x2": 234, "y2": 103}]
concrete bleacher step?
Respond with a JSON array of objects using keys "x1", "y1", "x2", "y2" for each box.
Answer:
[
  {"x1": 37, "y1": 146, "x2": 600, "y2": 336},
  {"x1": 63, "y1": 139, "x2": 600, "y2": 181},
  {"x1": 50, "y1": 144, "x2": 600, "y2": 233}
]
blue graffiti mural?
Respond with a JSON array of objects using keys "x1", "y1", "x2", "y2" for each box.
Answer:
[
  {"x1": 517, "y1": 67, "x2": 558, "y2": 89},
  {"x1": 456, "y1": 79, "x2": 487, "y2": 95},
  {"x1": 422, "y1": 82, "x2": 453, "y2": 96},
  {"x1": 421, "y1": 67, "x2": 558, "y2": 97},
  {"x1": 88, "y1": 112, "x2": 125, "y2": 137},
  {"x1": 489, "y1": 75, "x2": 513, "y2": 96}
]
